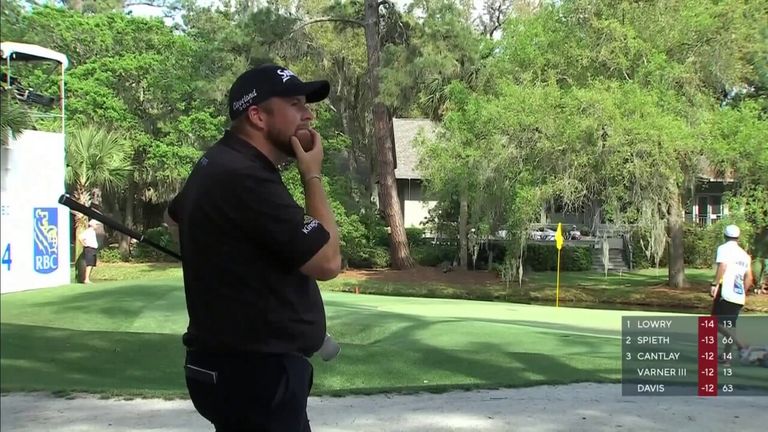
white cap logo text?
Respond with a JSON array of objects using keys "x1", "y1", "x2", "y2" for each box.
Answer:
[
  {"x1": 232, "y1": 89, "x2": 258, "y2": 111},
  {"x1": 277, "y1": 69, "x2": 297, "y2": 83}
]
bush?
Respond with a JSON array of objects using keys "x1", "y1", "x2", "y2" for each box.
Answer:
[
  {"x1": 412, "y1": 244, "x2": 457, "y2": 267},
  {"x1": 373, "y1": 226, "x2": 391, "y2": 248},
  {"x1": 684, "y1": 223, "x2": 717, "y2": 269},
  {"x1": 406, "y1": 227, "x2": 427, "y2": 247},
  {"x1": 346, "y1": 246, "x2": 390, "y2": 269},
  {"x1": 524, "y1": 243, "x2": 592, "y2": 272},
  {"x1": 132, "y1": 227, "x2": 178, "y2": 262},
  {"x1": 564, "y1": 246, "x2": 593, "y2": 271},
  {"x1": 98, "y1": 246, "x2": 124, "y2": 263},
  {"x1": 337, "y1": 208, "x2": 393, "y2": 269},
  {"x1": 372, "y1": 227, "x2": 428, "y2": 249},
  {"x1": 474, "y1": 242, "x2": 508, "y2": 270}
]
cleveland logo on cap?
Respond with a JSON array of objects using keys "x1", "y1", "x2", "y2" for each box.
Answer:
[{"x1": 232, "y1": 89, "x2": 258, "y2": 111}]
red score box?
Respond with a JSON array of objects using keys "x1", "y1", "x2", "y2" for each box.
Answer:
[{"x1": 698, "y1": 316, "x2": 718, "y2": 397}]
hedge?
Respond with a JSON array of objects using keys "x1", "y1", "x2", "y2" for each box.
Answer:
[{"x1": 524, "y1": 243, "x2": 593, "y2": 272}]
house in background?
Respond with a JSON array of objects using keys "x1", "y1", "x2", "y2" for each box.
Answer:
[
  {"x1": 541, "y1": 166, "x2": 734, "y2": 231},
  {"x1": 685, "y1": 166, "x2": 734, "y2": 226},
  {"x1": 386, "y1": 118, "x2": 733, "y2": 235},
  {"x1": 375, "y1": 118, "x2": 439, "y2": 230}
]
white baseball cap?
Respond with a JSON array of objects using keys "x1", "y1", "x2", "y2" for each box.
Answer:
[{"x1": 724, "y1": 224, "x2": 740, "y2": 238}]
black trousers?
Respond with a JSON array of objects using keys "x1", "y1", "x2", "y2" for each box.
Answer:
[
  {"x1": 184, "y1": 350, "x2": 314, "y2": 432},
  {"x1": 711, "y1": 288, "x2": 743, "y2": 326}
]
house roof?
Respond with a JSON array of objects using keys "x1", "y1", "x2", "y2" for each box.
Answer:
[
  {"x1": 390, "y1": 120, "x2": 734, "y2": 185},
  {"x1": 393, "y1": 118, "x2": 438, "y2": 180},
  {"x1": 695, "y1": 158, "x2": 736, "y2": 183}
]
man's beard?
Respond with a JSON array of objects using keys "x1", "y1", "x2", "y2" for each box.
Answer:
[{"x1": 266, "y1": 127, "x2": 296, "y2": 158}]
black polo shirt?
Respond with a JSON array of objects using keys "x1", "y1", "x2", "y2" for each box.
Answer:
[{"x1": 168, "y1": 130, "x2": 330, "y2": 357}]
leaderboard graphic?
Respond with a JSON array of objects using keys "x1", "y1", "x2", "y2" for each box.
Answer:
[{"x1": 622, "y1": 315, "x2": 768, "y2": 396}]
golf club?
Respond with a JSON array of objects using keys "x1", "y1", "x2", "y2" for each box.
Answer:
[{"x1": 58, "y1": 194, "x2": 181, "y2": 260}]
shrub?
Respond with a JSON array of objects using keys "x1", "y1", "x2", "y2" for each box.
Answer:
[
  {"x1": 474, "y1": 242, "x2": 508, "y2": 270},
  {"x1": 564, "y1": 246, "x2": 593, "y2": 271},
  {"x1": 132, "y1": 227, "x2": 178, "y2": 262},
  {"x1": 412, "y1": 244, "x2": 457, "y2": 267},
  {"x1": 524, "y1": 243, "x2": 592, "y2": 271},
  {"x1": 406, "y1": 227, "x2": 427, "y2": 247},
  {"x1": 684, "y1": 223, "x2": 716, "y2": 269},
  {"x1": 337, "y1": 208, "x2": 394, "y2": 269},
  {"x1": 98, "y1": 246, "x2": 124, "y2": 263},
  {"x1": 346, "y1": 246, "x2": 390, "y2": 269}
]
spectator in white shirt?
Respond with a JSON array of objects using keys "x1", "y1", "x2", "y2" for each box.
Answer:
[
  {"x1": 79, "y1": 219, "x2": 100, "y2": 284},
  {"x1": 710, "y1": 224, "x2": 754, "y2": 366}
]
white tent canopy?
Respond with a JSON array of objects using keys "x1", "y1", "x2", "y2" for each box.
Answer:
[{"x1": 1, "y1": 42, "x2": 69, "y2": 69}]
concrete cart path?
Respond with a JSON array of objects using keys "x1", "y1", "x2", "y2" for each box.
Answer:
[{"x1": 2, "y1": 383, "x2": 765, "y2": 432}]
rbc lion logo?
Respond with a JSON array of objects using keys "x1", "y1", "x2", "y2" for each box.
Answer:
[{"x1": 33, "y1": 208, "x2": 59, "y2": 274}]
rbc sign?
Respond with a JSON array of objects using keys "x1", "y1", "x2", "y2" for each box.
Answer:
[
  {"x1": 0, "y1": 130, "x2": 71, "y2": 293},
  {"x1": 33, "y1": 207, "x2": 60, "y2": 274}
]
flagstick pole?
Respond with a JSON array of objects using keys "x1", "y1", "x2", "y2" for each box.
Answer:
[{"x1": 556, "y1": 249, "x2": 561, "y2": 308}]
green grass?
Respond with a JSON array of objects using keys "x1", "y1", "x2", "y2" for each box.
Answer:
[
  {"x1": 69, "y1": 262, "x2": 182, "y2": 283},
  {"x1": 323, "y1": 267, "x2": 768, "y2": 313},
  {"x1": 4, "y1": 264, "x2": 764, "y2": 398},
  {"x1": 0, "y1": 278, "x2": 627, "y2": 398},
  {"x1": 526, "y1": 267, "x2": 712, "y2": 288},
  {"x1": 74, "y1": 262, "x2": 768, "y2": 313}
]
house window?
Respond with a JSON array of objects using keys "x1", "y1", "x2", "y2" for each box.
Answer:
[
  {"x1": 697, "y1": 196, "x2": 709, "y2": 217},
  {"x1": 710, "y1": 196, "x2": 721, "y2": 216},
  {"x1": 407, "y1": 180, "x2": 423, "y2": 201}
]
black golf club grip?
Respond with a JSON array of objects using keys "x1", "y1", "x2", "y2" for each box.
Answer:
[{"x1": 58, "y1": 194, "x2": 182, "y2": 261}]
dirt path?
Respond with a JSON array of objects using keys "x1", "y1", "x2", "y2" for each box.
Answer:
[{"x1": 2, "y1": 383, "x2": 764, "y2": 432}]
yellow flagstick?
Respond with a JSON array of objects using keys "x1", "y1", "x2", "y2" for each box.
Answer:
[
  {"x1": 556, "y1": 249, "x2": 561, "y2": 307},
  {"x1": 554, "y1": 223, "x2": 564, "y2": 308}
]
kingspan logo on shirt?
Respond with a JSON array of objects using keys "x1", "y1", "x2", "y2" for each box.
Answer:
[{"x1": 302, "y1": 215, "x2": 319, "y2": 234}]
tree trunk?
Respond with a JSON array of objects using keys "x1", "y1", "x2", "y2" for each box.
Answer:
[
  {"x1": 90, "y1": 187, "x2": 102, "y2": 208},
  {"x1": 120, "y1": 178, "x2": 135, "y2": 259},
  {"x1": 487, "y1": 247, "x2": 494, "y2": 271},
  {"x1": 364, "y1": 0, "x2": 414, "y2": 270},
  {"x1": 459, "y1": 188, "x2": 468, "y2": 270},
  {"x1": 668, "y1": 187, "x2": 685, "y2": 288},
  {"x1": 72, "y1": 184, "x2": 89, "y2": 262},
  {"x1": 109, "y1": 193, "x2": 125, "y2": 256}
]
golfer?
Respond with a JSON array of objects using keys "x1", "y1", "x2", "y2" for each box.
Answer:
[
  {"x1": 710, "y1": 224, "x2": 754, "y2": 366},
  {"x1": 165, "y1": 64, "x2": 341, "y2": 431}
]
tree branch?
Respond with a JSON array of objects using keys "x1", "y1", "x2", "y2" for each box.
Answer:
[{"x1": 289, "y1": 17, "x2": 365, "y2": 36}]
